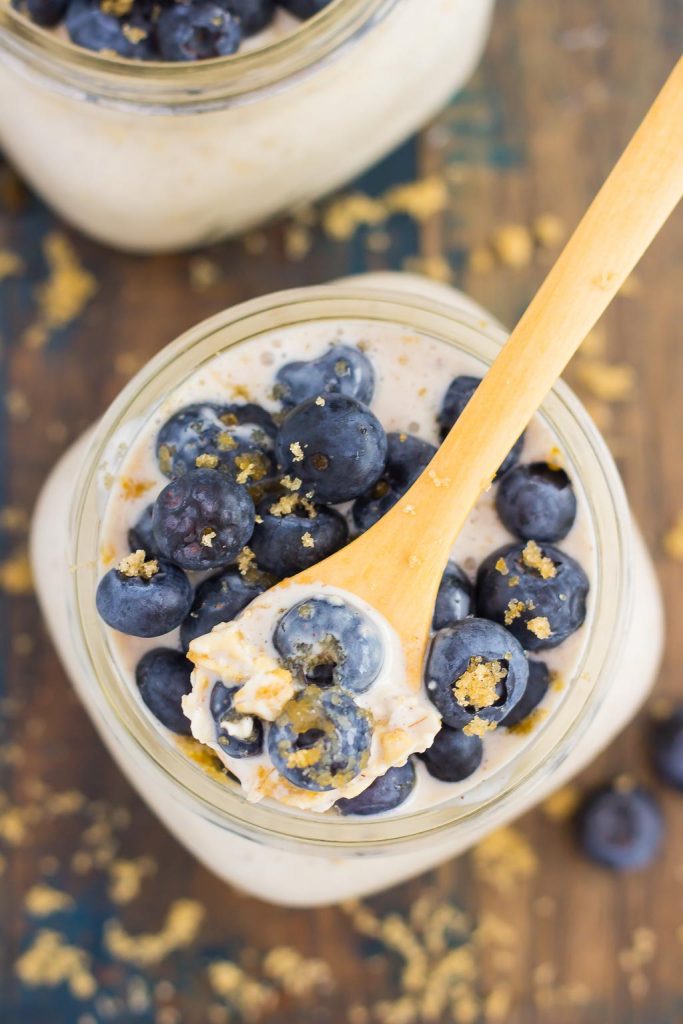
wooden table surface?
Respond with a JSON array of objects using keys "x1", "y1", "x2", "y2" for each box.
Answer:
[{"x1": 1, "y1": 2, "x2": 682, "y2": 1021}]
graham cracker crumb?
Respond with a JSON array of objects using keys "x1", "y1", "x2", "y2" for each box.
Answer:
[
  {"x1": 289, "y1": 441, "x2": 304, "y2": 462},
  {"x1": 15, "y1": 930, "x2": 97, "y2": 999},
  {"x1": 269, "y1": 494, "x2": 299, "y2": 517},
  {"x1": 301, "y1": 532, "x2": 315, "y2": 549},
  {"x1": 24, "y1": 884, "x2": 74, "y2": 917},
  {"x1": 281, "y1": 475, "x2": 302, "y2": 491},
  {"x1": 533, "y1": 213, "x2": 566, "y2": 248},
  {"x1": 492, "y1": 224, "x2": 534, "y2": 268},
  {"x1": 664, "y1": 513, "x2": 683, "y2": 561},
  {"x1": 117, "y1": 550, "x2": 158, "y2": 580},
  {"x1": 473, "y1": 827, "x2": 538, "y2": 893},
  {"x1": 508, "y1": 707, "x2": 549, "y2": 735},
  {"x1": 542, "y1": 785, "x2": 580, "y2": 821},
  {"x1": 526, "y1": 617, "x2": 553, "y2": 640},
  {"x1": 385, "y1": 176, "x2": 448, "y2": 220},
  {"x1": 463, "y1": 717, "x2": 497, "y2": 738},
  {"x1": 323, "y1": 193, "x2": 386, "y2": 241},
  {"x1": 0, "y1": 549, "x2": 33, "y2": 594},
  {"x1": 522, "y1": 540, "x2": 556, "y2": 579},
  {"x1": 504, "y1": 598, "x2": 527, "y2": 625},
  {"x1": 196, "y1": 453, "x2": 219, "y2": 469},
  {"x1": 188, "y1": 256, "x2": 221, "y2": 291},
  {"x1": 201, "y1": 529, "x2": 216, "y2": 548},
  {"x1": 23, "y1": 233, "x2": 97, "y2": 349},
  {"x1": 315, "y1": 396, "x2": 326, "y2": 407},
  {"x1": 236, "y1": 547, "x2": 256, "y2": 577},
  {"x1": 208, "y1": 962, "x2": 276, "y2": 1021},
  {"x1": 104, "y1": 899, "x2": 204, "y2": 966},
  {"x1": 121, "y1": 22, "x2": 146, "y2": 42},
  {"x1": 108, "y1": 857, "x2": 156, "y2": 905},
  {"x1": 495, "y1": 558, "x2": 509, "y2": 576},
  {"x1": 507, "y1": 575, "x2": 520, "y2": 587},
  {"x1": 428, "y1": 468, "x2": 450, "y2": 488},
  {"x1": 284, "y1": 223, "x2": 313, "y2": 261},
  {"x1": 262, "y1": 947, "x2": 333, "y2": 997},
  {"x1": 120, "y1": 478, "x2": 155, "y2": 500},
  {"x1": 5, "y1": 389, "x2": 31, "y2": 422},
  {"x1": 403, "y1": 255, "x2": 452, "y2": 283},
  {"x1": 0, "y1": 505, "x2": 28, "y2": 532},
  {"x1": 453, "y1": 657, "x2": 507, "y2": 712},
  {"x1": 403, "y1": 504, "x2": 416, "y2": 516},
  {"x1": 0, "y1": 249, "x2": 24, "y2": 280},
  {"x1": 468, "y1": 245, "x2": 495, "y2": 275}
]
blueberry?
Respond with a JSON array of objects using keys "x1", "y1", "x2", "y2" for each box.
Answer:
[
  {"x1": 135, "y1": 648, "x2": 193, "y2": 734},
  {"x1": 156, "y1": 1, "x2": 242, "y2": 60},
  {"x1": 337, "y1": 761, "x2": 416, "y2": 816},
  {"x1": 496, "y1": 462, "x2": 577, "y2": 542},
  {"x1": 156, "y1": 403, "x2": 276, "y2": 483},
  {"x1": 425, "y1": 618, "x2": 529, "y2": 730},
  {"x1": 25, "y1": 0, "x2": 68, "y2": 27},
  {"x1": 128, "y1": 504, "x2": 161, "y2": 558},
  {"x1": 418, "y1": 724, "x2": 483, "y2": 783},
  {"x1": 352, "y1": 432, "x2": 437, "y2": 531},
  {"x1": 649, "y1": 706, "x2": 683, "y2": 790},
  {"x1": 221, "y1": 0, "x2": 274, "y2": 34},
  {"x1": 250, "y1": 495, "x2": 348, "y2": 578},
  {"x1": 575, "y1": 783, "x2": 664, "y2": 871},
  {"x1": 152, "y1": 468, "x2": 255, "y2": 571},
  {"x1": 500, "y1": 659, "x2": 549, "y2": 727},
  {"x1": 433, "y1": 561, "x2": 473, "y2": 630},
  {"x1": 276, "y1": 394, "x2": 387, "y2": 504},
  {"x1": 268, "y1": 686, "x2": 373, "y2": 792},
  {"x1": 438, "y1": 375, "x2": 524, "y2": 477},
  {"x1": 277, "y1": 0, "x2": 332, "y2": 18},
  {"x1": 274, "y1": 597, "x2": 383, "y2": 693},
  {"x1": 210, "y1": 682, "x2": 264, "y2": 758},
  {"x1": 180, "y1": 569, "x2": 266, "y2": 649},
  {"x1": 276, "y1": 344, "x2": 375, "y2": 409},
  {"x1": 96, "y1": 560, "x2": 192, "y2": 638},
  {"x1": 66, "y1": 0, "x2": 153, "y2": 58},
  {"x1": 476, "y1": 541, "x2": 589, "y2": 651}
]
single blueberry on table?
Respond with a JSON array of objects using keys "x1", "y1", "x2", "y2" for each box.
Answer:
[
  {"x1": 649, "y1": 705, "x2": 683, "y2": 790},
  {"x1": 221, "y1": 0, "x2": 274, "y2": 34},
  {"x1": 337, "y1": 761, "x2": 416, "y2": 816},
  {"x1": 152, "y1": 468, "x2": 255, "y2": 571},
  {"x1": 128, "y1": 503, "x2": 161, "y2": 559},
  {"x1": 180, "y1": 569, "x2": 266, "y2": 649},
  {"x1": 210, "y1": 682, "x2": 264, "y2": 758},
  {"x1": 276, "y1": 393, "x2": 387, "y2": 504},
  {"x1": 575, "y1": 783, "x2": 664, "y2": 871},
  {"x1": 250, "y1": 496, "x2": 348, "y2": 579},
  {"x1": 418, "y1": 724, "x2": 483, "y2": 783},
  {"x1": 156, "y1": 2, "x2": 242, "y2": 60},
  {"x1": 275, "y1": 344, "x2": 375, "y2": 409},
  {"x1": 438, "y1": 375, "x2": 525, "y2": 478},
  {"x1": 66, "y1": 0, "x2": 154, "y2": 58},
  {"x1": 500, "y1": 658, "x2": 549, "y2": 728},
  {"x1": 352, "y1": 432, "x2": 437, "y2": 532},
  {"x1": 156, "y1": 402, "x2": 276, "y2": 483},
  {"x1": 432, "y1": 561, "x2": 473, "y2": 630},
  {"x1": 495, "y1": 462, "x2": 577, "y2": 542},
  {"x1": 96, "y1": 560, "x2": 193, "y2": 638},
  {"x1": 268, "y1": 686, "x2": 373, "y2": 792},
  {"x1": 476, "y1": 540, "x2": 589, "y2": 651},
  {"x1": 277, "y1": 0, "x2": 333, "y2": 19},
  {"x1": 274, "y1": 597, "x2": 383, "y2": 693},
  {"x1": 135, "y1": 648, "x2": 193, "y2": 734},
  {"x1": 425, "y1": 617, "x2": 529, "y2": 730}
]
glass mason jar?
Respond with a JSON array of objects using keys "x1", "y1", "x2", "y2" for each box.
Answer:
[
  {"x1": 31, "y1": 275, "x2": 664, "y2": 907},
  {"x1": 0, "y1": 0, "x2": 494, "y2": 252}
]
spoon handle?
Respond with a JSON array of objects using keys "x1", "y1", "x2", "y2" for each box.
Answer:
[{"x1": 394, "y1": 55, "x2": 683, "y2": 565}]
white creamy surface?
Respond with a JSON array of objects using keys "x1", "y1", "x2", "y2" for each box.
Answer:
[{"x1": 97, "y1": 311, "x2": 597, "y2": 819}]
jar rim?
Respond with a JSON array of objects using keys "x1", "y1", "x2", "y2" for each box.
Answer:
[
  {"x1": 0, "y1": 0, "x2": 396, "y2": 109},
  {"x1": 69, "y1": 282, "x2": 632, "y2": 854}
]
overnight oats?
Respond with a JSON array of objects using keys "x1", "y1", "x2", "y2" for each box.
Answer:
[
  {"x1": 0, "y1": 0, "x2": 494, "y2": 251},
  {"x1": 31, "y1": 275, "x2": 663, "y2": 905}
]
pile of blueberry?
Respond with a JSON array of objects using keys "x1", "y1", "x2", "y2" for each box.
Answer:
[
  {"x1": 14, "y1": 0, "x2": 332, "y2": 62},
  {"x1": 96, "y1": 342, "x2": 591, "y2": 815}
]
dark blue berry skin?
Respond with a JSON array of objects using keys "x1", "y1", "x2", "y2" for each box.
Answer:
[
  {"x1": 180, "y1": 569, "x2": 266, "y2": 649},
  {"x1": 496, "y1": 462, "x2": 577, "y2": 542},
  {"x1": 268, "y1": 686, "x2": 373, "y2": 792},
  {"x1": 210, "y1": 683, "x2": 264, "y2": 758},
  {"x1": 476, "y1": 541, "x2": 589, "y2": 651},
  {"x1": 156, "y1": 403, "x2": 276, "y2": 483},
  {"x1": 276, "y1": 345, "x2": 375, "y2": 410},
  {"x1": 276, "y1": 394, "x2": 387, "y2": 504},
  {"x1": 426, "y1": 618, "x2": 529, "y2": 730},
  {"x1": 128, "y1": 504, "x2": 161, "y2": 559},
  {"x1": 152, "y1": 468, "x2": 255, "y2": 571},
  {"x1": 433, "y1": 561, "x2": 473, "y2": 630},
  {"x1": 66, "y1": 0, "x2": 154, "y2": 58},
  {"x1": 352, "y1": 432, "x2": 437, "y2": 532},
  {"x1": 500, "y1": 659, "x2": 549, "y2": 728},
  {"x1": 649, "y1": 706, "x2": 683, "y2": 790},
  {"x1": 96, "y1": 560, "x2": 192, "y2": 638},
  {"x1": 221, "y1": 0, "x2": 274, "y2": 34},
  {"x1": 277, "y1": 0, "x2": 333, "y2": 18},
  {"x1": 337, "y1": 761, "x2": 416, "y2": 816},
  {"x1": 250, "y1": 497, "x2": 348, "y2": 578},
  {"x1": 274, "y1": 597, "x2": 383, "y2": 693},
  {"x1": 25, "y1": 0, "x2": 67, "y2": 27},
  {"x1": 135, "y1": 648, "x2": 193, "y2": 734},
  {"x1": 438, "y1": 375, "x2": 525, "y2": 478},
  {"x1": 156, "y1": 2, "x2": 242, "y2": 60},
  {"x1": 418, "y1": 725, "x2": 483, "y2": 783},
  {"x1": 575, "y1": 784, "x2": 664, "y2": 871}
]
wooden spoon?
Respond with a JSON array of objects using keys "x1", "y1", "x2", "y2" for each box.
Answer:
[{"x1": 294, "y1": 56, "x2": 683, "y2": 688}]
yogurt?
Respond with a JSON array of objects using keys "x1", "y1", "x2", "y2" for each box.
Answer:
[
  {"x1": 30, "y1": 274, "x2": 664, "y2": 905},
  {"x1": 0, "y1": 0, "x2": 494, "y2": 250}
]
